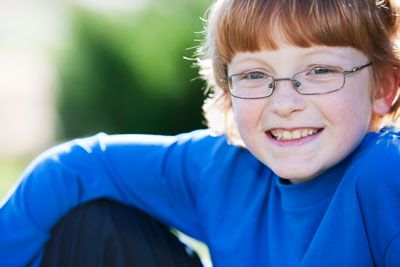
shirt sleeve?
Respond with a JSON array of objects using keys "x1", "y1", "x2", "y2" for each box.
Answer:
[{"x1": 0, "y1": 129, "x2": 219, "y2": 266}]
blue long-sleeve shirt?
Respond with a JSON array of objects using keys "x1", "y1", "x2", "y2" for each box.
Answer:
[{"x1": 1, "y1": 128, "x2": 400, "y2": 266}]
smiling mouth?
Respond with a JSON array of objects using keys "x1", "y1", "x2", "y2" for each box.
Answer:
[{"x1": 268, "y1": 128, "x2": 323, "y2": 141}]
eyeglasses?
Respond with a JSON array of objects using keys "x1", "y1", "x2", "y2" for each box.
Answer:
[{"x1": 223, "y1": 63, "x2": 372, "y2": 99}]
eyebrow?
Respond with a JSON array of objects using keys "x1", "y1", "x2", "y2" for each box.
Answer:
[
  {"x1": 230, "y1": 54, "x2": 268, "y2": 66},
  {"x1": 298, "y1": 48, "x2": 350, "y2": 60}
]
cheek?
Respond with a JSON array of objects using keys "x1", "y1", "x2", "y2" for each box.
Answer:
[
  {"x1": 327, "y1": 96, "x2": 370, "y2": 125},
  {"x1": 340, "y1": 86, "x2": 372, "y2": 126},
  {"x1": 231, "y1": 99, "x2": 266, "y2": 135},
  {"x1": 320, "y1": 82, "x2": 373, "y2": 149}
]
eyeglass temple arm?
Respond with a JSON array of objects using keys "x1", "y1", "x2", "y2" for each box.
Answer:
[{"x1": 343, "y1": 62, "x2": 372, "y2": 75}]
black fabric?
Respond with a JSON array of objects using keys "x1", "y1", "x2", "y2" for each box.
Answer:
[{"x1": 41, "y1": 199, "x2": 203, "y2": 267}]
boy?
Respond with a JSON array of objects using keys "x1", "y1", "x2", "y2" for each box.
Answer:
[{"x1": 1, "y1": 0, "x2": 400, "y2": 266}]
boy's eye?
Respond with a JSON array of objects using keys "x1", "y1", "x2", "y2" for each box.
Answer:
[
  {"x1": 308, "y1": 66, "x2": 341, "y2": 76},
  {"x1": 303, "y1": 66, "x2": 343, "y2": 82},
  {"x1": 243, "y1": 71, "x2": 267, "y2": 80}
]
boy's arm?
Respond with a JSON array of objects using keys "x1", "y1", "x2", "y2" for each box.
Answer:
[{"x1": 0, "y1": 130, "x2": 215, "y2": 266}]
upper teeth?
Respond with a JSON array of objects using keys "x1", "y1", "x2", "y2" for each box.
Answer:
[{"x1": 270, "y1": 129, "x2": 318, "y2": 141}]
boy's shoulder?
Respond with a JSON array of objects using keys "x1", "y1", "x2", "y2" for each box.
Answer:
[
  {"x1": 349, "y1": 127, "x2": 400, "y2": 193},
  {"x1": 175, "y1": 128, "x2": 242, "y2": 154},
  {"x1": 356, "y1": 127, "x2": 400, "y2": 167}
]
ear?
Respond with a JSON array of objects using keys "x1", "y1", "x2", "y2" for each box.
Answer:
[{"x1": 372, "y1": 72, "x2": 399, "y2": 116}]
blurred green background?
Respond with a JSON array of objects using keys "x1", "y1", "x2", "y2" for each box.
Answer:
[{"x1": 59, "y1": 1, "x2": 210, "y2": 138}]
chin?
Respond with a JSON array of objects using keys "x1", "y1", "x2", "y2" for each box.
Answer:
[{"x1": 273, "y1": 167, "x2": 322, "y2": 183}]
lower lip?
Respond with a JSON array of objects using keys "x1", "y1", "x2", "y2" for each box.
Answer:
[{"x1": 266, "y1": 129, "x2": 323, "y2": 147}]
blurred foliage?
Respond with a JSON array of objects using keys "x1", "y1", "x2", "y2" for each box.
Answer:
[
  {"x1": 57, "y1": 0, "x2": 212, "y2": 138},
  {"x1": 0, "y1": 159, "x2": 28, "y2": 199}
]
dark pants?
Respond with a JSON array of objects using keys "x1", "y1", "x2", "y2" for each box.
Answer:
[{"x1": 41, "y1": 199, "x2": 203, "y2": 267}]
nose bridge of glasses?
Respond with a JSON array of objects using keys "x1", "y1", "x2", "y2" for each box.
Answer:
[{"x1": 271, "y1": 77, "x2": 301, "y2": 91}]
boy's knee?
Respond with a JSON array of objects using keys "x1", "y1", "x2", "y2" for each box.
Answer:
[{"x1": 42, "y1": 199, "x2": 202, "y2": 267}]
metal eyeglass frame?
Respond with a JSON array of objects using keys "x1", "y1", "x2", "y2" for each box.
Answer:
[{"x1": 220, "y1": 62, "x2": 372, "y2": 99}]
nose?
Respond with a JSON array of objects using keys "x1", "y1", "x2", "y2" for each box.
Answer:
[{"x1": 268, "y1": 79, "x2": 306, "y2": 117}]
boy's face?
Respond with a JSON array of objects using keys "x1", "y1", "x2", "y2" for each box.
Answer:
[{"x1": 229, "y1": 45, "x2": 375, "y2": 183}]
